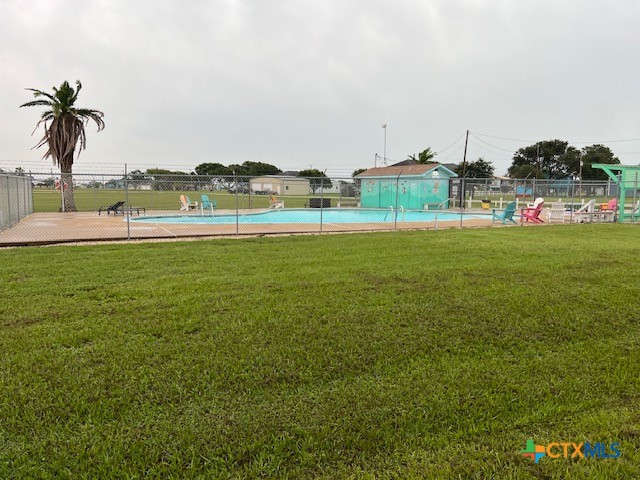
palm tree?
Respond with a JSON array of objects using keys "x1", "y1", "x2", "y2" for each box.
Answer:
[
  {"x1": 418, "y1": 147, "x2": 437, "y2": 164},
  {"x1": 20, "y1": 80, "x2": 104, "y2": 212}
]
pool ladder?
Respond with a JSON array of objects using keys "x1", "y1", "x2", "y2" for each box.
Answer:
[{"x1": 384, "y1": 205, "x2": 405, "y2": 221}]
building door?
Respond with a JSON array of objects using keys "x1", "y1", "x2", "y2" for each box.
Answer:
[
  {"x1": 407, "y1": 180, "x2": 421, "y2": 209},
  {"x1": 379, "y1": 180, "x2": 393, "y2": 207}
]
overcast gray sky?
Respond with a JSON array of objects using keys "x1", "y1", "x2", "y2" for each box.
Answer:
[{"x1": 2, "y1": 0, "x2": 640, "y2": 176}]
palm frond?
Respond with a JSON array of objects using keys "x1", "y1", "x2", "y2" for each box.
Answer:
[
  {"x1": 75, "y1": 109, "x2": 106, "y2": 131},
  {"x1": 75, "y1": 108, "x2": 104, "y2": 116},
  {"x1": 71, "y1": 80, "x2": 82, "y2": 104},
  {"x1": 19, "y1": 99, "x2": 54, "y2": 108},
  {"x1": 24, "y1": 88, "x2": 56, "y2": 102},
  {"x1": 33, "y1": 112, "x2": 54, "y2": 135}
]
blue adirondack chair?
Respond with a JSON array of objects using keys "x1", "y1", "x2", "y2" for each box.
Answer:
[
  {"x1": 492, "y1": 201, "x2": 517, "y2": 224},
  {"x1": 201, "y1": 194, "x2": 217, "y2": 213}
]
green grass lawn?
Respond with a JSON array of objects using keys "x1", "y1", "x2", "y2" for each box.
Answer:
[
  {"x1": 33, "y1": 188, "x2": 343, "y2": 212},
  {"x1": 1, "y1": 225, "x2": 639, "y2": 478}
]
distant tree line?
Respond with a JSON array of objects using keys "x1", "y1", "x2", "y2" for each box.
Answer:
[
  {"x1": 453, "y1": 158, "x2": 495, "y2": 178},
  {"x1": 506, "y1": 140, "x2": 619, "y2": 180},
  {"x1": 120, "y1": 162, "x2": 335, "y2": 192},
  {"x1": 419, "y1": 140, "x2": 619, "y2": 180}
]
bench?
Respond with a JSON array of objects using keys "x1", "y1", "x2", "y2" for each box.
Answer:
[
  {"x1": 336, "y1": 201, "x2": 360, "y2": 207},
  {"x1": 306, "y1": 198, "x2": 331, "y2": 208}
]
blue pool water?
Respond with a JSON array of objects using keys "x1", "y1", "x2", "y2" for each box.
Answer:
[{"x1": 131, "y1": 209, "x2": 483, "y2": 225}]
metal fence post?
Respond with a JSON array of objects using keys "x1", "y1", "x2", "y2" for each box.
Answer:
[
  {"x1": 632, "y1": 173, "x2": 638, "y2": 224},
  {"x1": 459, "y1": 177, "x2": 465, "y2": 229},
  {"x1": 23, "y1": 176, "x2": 28, "y2": 216},
  {"x1": 569, "y1": 180, "x2": 575, "y2": 223},
  {"x1": 319, "y1": 179, "x2": 324, "y2": 233},
  {"x1": 234, "y1": 173, "x2": 239, "y2": 236},
  {"x1": 15, "y1": 176, "x2": 21, "y2": 222},
  {"x1": 26, "y1": 174, "x2": 32, "y2": 215},
  {"x1": 394, "y1": 172, "x2": 401, "y2": 230},
  {"x1": 92, "y1": 175, "x2": 98, "y2": 213},
  {"x1": 124, "y1": 165, "x2": 131, "y2": 240},
  {"x1": 6, "y1": 176, "x2": 12, "y2": 227}
]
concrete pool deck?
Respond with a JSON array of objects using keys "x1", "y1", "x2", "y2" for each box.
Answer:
[{"x1": 0, "y1": 209, "x2": 502, "y2": 246}]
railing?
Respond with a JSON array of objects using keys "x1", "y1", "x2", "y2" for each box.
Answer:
[
  {"x1": 0, "y1": 172, "x2": 635, "y2": 246},
  {"x1": 436, "y1": 199, "x2": 451, "y2": 210},
  {"x1": 384, "y1": 205, "x2": 394, "y2": 221}
]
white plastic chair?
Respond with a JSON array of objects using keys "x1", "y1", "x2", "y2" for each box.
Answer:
[{"x1": 547, "y1": 202, "x2": 565, "y2": 223}]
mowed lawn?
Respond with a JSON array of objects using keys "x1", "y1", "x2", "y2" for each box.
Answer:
[
  {"x1": 0, "y1": 225, "x2": 639, "y2": 478},
  {"x1": 32, "y1": 189, "x2": 341, "y2": 212}
]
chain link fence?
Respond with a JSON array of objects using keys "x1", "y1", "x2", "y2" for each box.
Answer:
[
  {"x1": 0, "y1": 171, "x2": 635, "y2": 246},
  {"x1": 0, "y1": 173, "x2": 33, "y2": 233}
]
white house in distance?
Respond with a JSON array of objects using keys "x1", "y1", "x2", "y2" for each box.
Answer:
[{"x1": 250, "y1": 175, "x2": 311, "y2": 195}]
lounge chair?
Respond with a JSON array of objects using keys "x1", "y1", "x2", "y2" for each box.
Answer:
[
  {"x1": 624, "y1": 200, "x2": 640, "y2": 221},
  {"x1": 627, "y1": 200, "x2": 640, "y2": 214},
  {"x1": 491, "y1": 201, "x2": 517, "y2": 224},
  {"x1": 576, "y1": 200, "x2": 596, "y2": 213},
  {"x1": 572, "y1": 199, "x2": 618, "y2": 223},
  {"x1": 98, "y1": 201, "x2": 125, "y2": 215},
  {"x1": 201, "y1": 194, "x2": 217, "y2": 213},
  {"x1": 600, "y1": 198, "x2": 617, "y2": 211},
  {"x1": 525, "y1": 197, "x2": 545, "y2": 209},
  {"x1": 269, "y1": 195, "x2": 284, "y2": 209},
  {"x1": 572, "y1": 200, "x2": 595, "y2": 223},
  {"x1": 520, "y1": 198, "x2": 544, "y2": 223},
  {"x1": 179, "y1": 195, "x2": 198, "y2": 211},
  {"x1": 547, "y1": 202, "x2": 566, "y2": 223}
]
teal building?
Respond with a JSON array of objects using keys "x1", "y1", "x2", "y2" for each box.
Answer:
[{"x1": 356, "y1": 163, "x2": 457, "y2": 210}]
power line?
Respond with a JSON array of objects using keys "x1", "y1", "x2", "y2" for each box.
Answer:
[
  {"x1": 471, "y1": 131, "x2": 640, "y2": 145},
  {"x1": 435, "y1": 132, "x2": 467, "y2": 156},
  {"x1": 441, "y1": 142, "x2": 465, "y2": 161},
  {"x1": 468, "y1": 134, "x2": 518, "y2": 153},
  {"x1": 471, "y1": 132, "x2": 537, "y2": 143},
  {"x1": 467, "y1": 143, "x2": 512, "y2": 161}
]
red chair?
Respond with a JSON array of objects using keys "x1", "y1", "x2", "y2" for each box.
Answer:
[
  {"x1": 599, "y1": 198, "x2": 617, "y2": 211},
  {"x1": 520, "y1": 199, "x2": 545, "y2": 224}
]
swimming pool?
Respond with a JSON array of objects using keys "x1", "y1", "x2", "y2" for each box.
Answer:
[{"x1": 131, "y1": 209, "x2": 484, "y2": 225}]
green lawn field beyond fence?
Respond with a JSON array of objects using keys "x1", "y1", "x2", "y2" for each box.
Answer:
[
  {"x1": 1, "y1": 226, "x2": 639, "y2": 478},
  {"x1": 33, "y1": 189, "x2": 341, "y2": 212}
]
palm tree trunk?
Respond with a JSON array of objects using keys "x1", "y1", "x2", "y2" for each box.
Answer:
[{"x1": 60, "y1": 161, "x2": 77, "y2": 212}]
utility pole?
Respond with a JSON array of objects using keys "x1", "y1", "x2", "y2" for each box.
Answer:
[
  {"x1": 460, "y1": 129, "x2": 469, "y2": 209},
  {"x1": 462, "y1": 129, "x2": 469, "y2": 177},
  {"x1": 578, "y1": 154, "x2": 583, "y2": 196}
]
